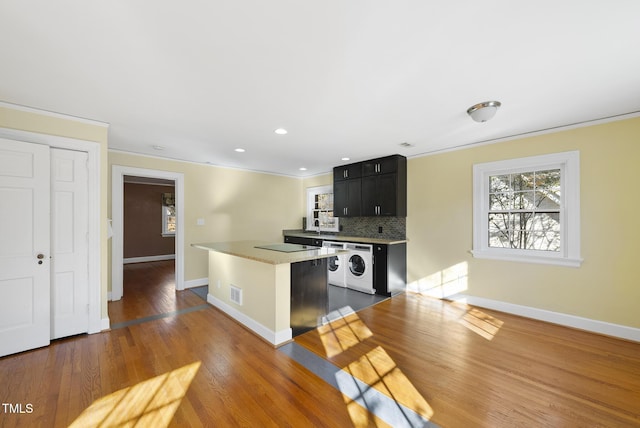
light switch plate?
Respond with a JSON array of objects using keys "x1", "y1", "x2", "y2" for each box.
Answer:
[{"x1": 197, "y1": 218, "x2": 205, "y2": 226}]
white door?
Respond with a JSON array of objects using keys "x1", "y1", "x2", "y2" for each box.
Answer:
[
  {"x1": 51, "y1": 148, "x2": 89, "y2": 339},
  {"x1": 0, "y1": 138, "x2": 51, "y2": 357}
]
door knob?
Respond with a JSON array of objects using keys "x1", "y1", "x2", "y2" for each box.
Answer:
[{"x1": 37, "y1": 254, "x2": 45, "y2": 259}]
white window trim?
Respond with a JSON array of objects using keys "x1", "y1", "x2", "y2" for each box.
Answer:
[
  {"x1": 306, "y1": 185, "x2": 339, "y2": 233},
  {"x1": 471, "y1": 151, "x2": 582, "y2": 267}
]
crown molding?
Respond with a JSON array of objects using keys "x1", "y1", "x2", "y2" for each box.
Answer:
[{"x1": 0, "y1": 100, "x2": 109, "y2": 128}]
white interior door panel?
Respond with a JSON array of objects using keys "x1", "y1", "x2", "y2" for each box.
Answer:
[
  {"x1": 0, "y1": 138, "x2": 50, "y2": 357},
  {"x1": 51, "y1": 148, "x2": 89, "y2": 339}
]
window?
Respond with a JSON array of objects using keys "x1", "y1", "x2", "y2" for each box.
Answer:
[
  {"x1": 306, "y1": 185, "x2": 339, "y2": 232},
  {"x1": 472, "y1": 151, "x2": 582, "y2": 267},
  {"x1": 162, "y1": 192, "x2": 176, "y2": 237}
]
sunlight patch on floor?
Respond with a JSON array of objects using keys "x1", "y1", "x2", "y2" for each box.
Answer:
[
  {"x1": 69, "y1": 361, "x2": 201, "y2": 427},
  {"x1": 344, "y1": 346, "x2": 434, "y2": 422},
  {"x1": 319, "y1": 307, "x2": 373, "y2": 358},
  {"x1": 459, "y1": 307, "x2": 504, "y2": 340}
]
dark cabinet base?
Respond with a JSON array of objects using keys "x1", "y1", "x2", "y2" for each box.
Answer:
[
  {"x1": 290, "y1": 258, "x2": 328, "y2": 336},
  {"x1": 374, "y1": 243, "x2": 407, "y2": 297}
]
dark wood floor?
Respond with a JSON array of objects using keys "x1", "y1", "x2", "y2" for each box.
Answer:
[
  {"x1": 0, "y1": 260, "x2": 639, "y2": 427},
  {"x1": 108, "y1": 260, "x2": 205, "y2": 325}
]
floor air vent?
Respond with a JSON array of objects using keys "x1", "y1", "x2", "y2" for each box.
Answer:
[{"x1": 230, "y1": 285, "x2": 243, "y2": 305}]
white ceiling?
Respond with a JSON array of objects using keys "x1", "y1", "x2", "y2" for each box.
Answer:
[{"x1": 2, "y1": 1, "x2": 640, "y2": 177}]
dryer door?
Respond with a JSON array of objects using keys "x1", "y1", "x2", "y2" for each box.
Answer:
[
  {"x1": 328, "y1": 255, "x2": 340, "y2": 272},
  {"x1": 349, "y1": 254, "x2": 366, "y2": 277}
]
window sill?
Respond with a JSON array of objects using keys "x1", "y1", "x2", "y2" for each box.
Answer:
[{"x1": 470, "y1": 250, "x2": 583, "y2": 268}]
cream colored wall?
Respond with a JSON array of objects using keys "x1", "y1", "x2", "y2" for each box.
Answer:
[
  {"x1": 207, "y1": 252, "x2": 291, "y2": 333},
  {"x1": 108, "y1": 151, "x2": 304, "y2": 285},
  {"x1": 407, "y1": 117, "x2": 640, "y2": 329},
  {"x1": 0, "y1": 105, "x2": 110, "y2": 319}
]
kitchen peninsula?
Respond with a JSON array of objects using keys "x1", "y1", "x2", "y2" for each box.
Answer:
[{"x1": 192, "y1": 240, "x2": 346, "y2": 346}]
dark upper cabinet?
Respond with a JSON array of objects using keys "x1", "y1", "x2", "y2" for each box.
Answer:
[
  {"x1": 362, "y1": 173, "x2": 400, "y2": 216},
  {"x1": 334, "y1": 178, "x2": 361, "y2": 217},
  {"x1": 333, "y1": 154, "x2": 406, "y2": 217},
  {"x1": 361, "y1": 155, "x2": 406, "y2": 217},
  {"x1": 333, "y1": 162, "x2": 362, "y2": 181},
  {"x1": 362, "y1": 155, "x2": 400, "y2": 176}
]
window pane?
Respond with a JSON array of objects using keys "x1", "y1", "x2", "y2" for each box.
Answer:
[
  {"x1": 490, "y1": 175, "x2": 511, "y2": 193},
  {"x1": 512, "y1": 212, "x2": 533, "y2": 231},
  {"x1": 489, "y1": 193, "x2": 512, "y2": 210},
  {"x1": 513, "y1": 172, "x2": 534, "y2": 191},
  {"x1": 535, "y1": 191, "x2": 560, "y2": 210},
  {"x1": 513, "y1": 191, "x2": 535, "y2": 209},
  {"x1": 529, "y1": 212, "x2": 560, "y2": 232},
  {"x1": 526, "y1": 232, "x2": 560, "y2": 251},
  {"x1": 489, "y1": 230, "x2": 511, "y2": 248},
  {"x1": 535, "y1": 169, "x2": 560, "y2": 190},
  {"x1": 489, "y1": 213, "x2": 512, "y2": 230}
]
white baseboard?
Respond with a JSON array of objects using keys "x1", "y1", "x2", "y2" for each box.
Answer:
[
  {"x1": 123, "y1": 254, "x2": 175, "y2": 264},
  {"x1": 107, "y1": 291, "x2": 112, "y2": 301},
  {"x1": 206, "y1": 293, "x2": 292, "y2": 346},
  {"x1": 184, "y1": 277, "x2": 208, "y2": 289},
  {"x1": 450, "y1": 294, "x2": 640, "y2": 343}
]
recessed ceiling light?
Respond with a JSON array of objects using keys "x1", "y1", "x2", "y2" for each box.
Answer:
[
  {"x1": 235, "y1": 148, "x2": 245, "y2": 152},
  {"x1": 274, "y1": 128, "x2": 288, "y2": 135},
  {"x1": 299, "y1": 167, "x2": 307, "y2": 171},
  {"x1": 152, "y1": 145, "x2": 165, "y2": 150},
  {"x1": 341, "y1": 157, "x2": 350, "y2": 161}
]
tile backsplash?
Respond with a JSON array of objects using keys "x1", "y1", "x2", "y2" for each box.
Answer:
[{"x1": 338, "y1": 216, "x2": 406, "y2": 240}]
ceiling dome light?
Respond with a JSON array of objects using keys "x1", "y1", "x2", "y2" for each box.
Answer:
[
  {"x1": 274, "y1": 128, "x2": 288, "y2": 135},
  {"x1": 299, "y1": 167, "x2": 307, "y2": 171},
  {"x1": 234, "y1": 148, "x2": 245, "y2": 152},
  {"x1": 467, "y1": 101, "x2": 501, "y2": 122}
]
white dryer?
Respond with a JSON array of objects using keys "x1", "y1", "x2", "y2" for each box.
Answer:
[
  {"x1": 345, "y1": 243, "x2": 375, "y2": 294},
  {"x1": 322, "y1": 241, "x2": 347, "y2": 287}
]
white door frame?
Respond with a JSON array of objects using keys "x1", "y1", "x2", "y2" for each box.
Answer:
[
  {"x1": 111, "y1": 165, "x2": 184, "y2": 301},
  {"x1": 0, "y1": 127, "x2": 102, "y2": 334}
]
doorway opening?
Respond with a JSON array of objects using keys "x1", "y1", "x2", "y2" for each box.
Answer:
[{"x1": 110, "y1": 166, "x2": 185, "y2": 314}]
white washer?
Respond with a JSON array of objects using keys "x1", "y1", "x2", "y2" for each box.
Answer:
[
  {"x1": 345, "y1": 243, "x2": 375, "y2": 294},
  {"x1": 322, "y1": 241, "x2": 347, "y2": 287}
]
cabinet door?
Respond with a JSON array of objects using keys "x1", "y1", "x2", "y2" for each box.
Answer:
[
  {"x1": 334, "y1": 179, "x2": 361, "y2": 217},
  {"x1": 333, "y1": 180, "x2": 348, "y2": 216},
  {"x1": 334, "y1": 163, "x2": 361, "y2": 181},
  {"x1": 377, "y1": 173, "x2": 397, "y2": 216},
  {"x1": 346, "y1": 179, "x2": 361, "y2": 217},
  {"x1": 362, "y1": 155, "x2": 400, "y2": 176},
  {"x1": 361, "y1": 175, "x2": 378, "y2": 216},
  {"x1": 373, "y1": 244, "x2": 389, "y2": 295},
  {"x1": 362, "y1": 174, "x2": 397, "y2": 216},
  {"x1": 290, "y1": 259, "x2": 328, "y2": 336}
]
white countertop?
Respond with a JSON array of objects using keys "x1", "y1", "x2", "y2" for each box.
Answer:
[{"x1": 192, "y1": 240, "x2": 347, "y2": 265}]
